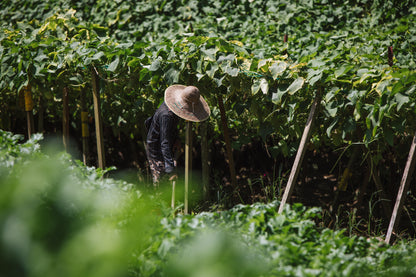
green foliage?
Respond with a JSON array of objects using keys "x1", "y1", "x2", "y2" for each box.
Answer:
[
  {"x1": 1, "y1": 0, "x2": 415, "y2": 158},
  {"x1": 2, "y1": 129, "x2": 416, "y2": 276},
  {"x1": 0, "y1": 130, "x2": 149, "y2": 277},
  {"x1": 132, "y1": 200, "x2": 416, "y2": 277},
  {"x1": 1, "y1": 2, "x2": 416, "y2": 275},
  {"x1": 0, "y1": 130, "x2": 42, "y2": 169}
]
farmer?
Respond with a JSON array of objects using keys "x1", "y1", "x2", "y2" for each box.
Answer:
[{"x1": 145, "y1": 85, "x2": 210, "y2": 186}]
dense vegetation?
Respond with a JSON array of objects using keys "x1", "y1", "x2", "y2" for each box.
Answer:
[
  {"x1": 1, "y1": 0, "x2": 415, "y2": 147},
  {"x1": 2, "y1": 129, "x2": 416, "y2": 277},
  {"x1": 1, "y1": 0, "x2": 416, "y2": 269}
]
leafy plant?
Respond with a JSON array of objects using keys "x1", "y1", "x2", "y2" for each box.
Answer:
[
  {"x1": 2, "y1": 129, "x2": 416, "y2": 277},
  {"x1": 1, "y1": 0, "x2": 416, "y2": 247}
]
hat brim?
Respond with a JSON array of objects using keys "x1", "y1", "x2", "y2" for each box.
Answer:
[{"x1": 165, "y1": 85, "x2": 211, "y2": 122}]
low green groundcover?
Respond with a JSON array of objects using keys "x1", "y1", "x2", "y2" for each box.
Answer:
[{"x1": 1, "y1": 129, "x2": 416, "y2": 277}]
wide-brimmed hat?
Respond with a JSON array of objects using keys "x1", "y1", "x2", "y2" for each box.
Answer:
[{"x1": 165, "y1": 85, "x2": 210, "y2": 122}]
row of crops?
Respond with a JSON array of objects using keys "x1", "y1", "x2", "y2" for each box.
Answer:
[
  {"x1": 1, "y1": 0, "x2": 415, "y2": 152},
  {"x1": 1, "y1": 0, "x2": 416, "y2": 237},
  {"x1": 2, "y1": 1, "x2": 416, "y2": 275},
  {"x1": 2, "y1": 129, "x2": 416, "y2": 276}
]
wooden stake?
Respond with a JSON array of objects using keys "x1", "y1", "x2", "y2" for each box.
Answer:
[
  {"x1": 283, "y1": 34, "x2": 288, "y2": 55},
  {"x1": 388, "y1": 46, "x2": 394, "y2": 67},
  {"x1": 278, "y1": 89, "x2": 321, "y2": 213},
  {"x1": 385, "y1": 132, "x2": 416, "y2": 244},
  {"x1": 24, "y1": 85, "x2": 35, "y2": 139},
  {"x1": 62, "y1": 87, "x2": 70, "y2": 152},
  {"x1": 171, "y1": 180, "x2": 176, "y2": 209},
  {"x1": 184, "y1": 121, "x2": 192, "y2": 214},
  {"x1": 91, "y1": 66, "x2": 105, "y2": 169},
  {"x1": 217, "y1": 94, "x2": 237, "y2": 188}
]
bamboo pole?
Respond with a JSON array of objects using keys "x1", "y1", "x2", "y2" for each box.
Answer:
[
  {"x1": 171, "y1": 180, "x2": 176, "y2": 209},
  {"x1": 278, "y1": 89, "x2": 321, "y2": 214},
  {"x1": 385, "y1": 132, "x2": 416, "y2": 244},
  {"x1": 62, "y1": 87, "x2": 70, "y2": 152},
  {"x1": 217, "y1": 94, "x2": 237, "y2": 188},
  {"x1": 184, "y1": 121, "x2": 192, "y2": 214},
  {"x1": 91, "y1": 66, "x2": 105, "y2": 169},
  {"x1": 24, "y1": 85, "x2": 35, "y2": 139}
]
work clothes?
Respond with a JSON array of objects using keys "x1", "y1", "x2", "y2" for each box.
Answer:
[{"x1": 146, "y1": 102, "x2": 179, "y2": 184}]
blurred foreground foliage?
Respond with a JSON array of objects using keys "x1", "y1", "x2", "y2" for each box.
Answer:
[{"x1": 1, "y1": 129, "x2": 416, "y2": 277}]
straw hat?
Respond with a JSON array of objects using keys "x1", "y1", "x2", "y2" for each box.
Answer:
[{"x1": 165, "y1": 85, "x2": 210, "y2": 122}]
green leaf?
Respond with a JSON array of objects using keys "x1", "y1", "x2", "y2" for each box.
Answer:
[
  {"x1": 325, "y1": 87, "x2": 338, "y2": 102},
  {"x1": 214, "y1": 76, "x2": 225, "y2": 87},
  {"x1": 206, "y1": 62, "x2": 218, "y2": 79},
  {"x1": 251, "y1": 78, "x2": 261, "y2": 95},
  {"x1": 217, "y1": 54, "x2": 235, "y2": 63},
  {"x1": 342, "y1": 117, "x2": 356, "y2": 138},
  {"x1": 354, "y1": 100, "x2": 362, "y2": 121},
  {"x1": 201, "y1": 47, "x2": 218, "y2": 61},
  {"x1": 326, "y1": 118, "x2": 338, "y2": 137},
  {"x1": 34, "y1": 54, "x2": 49, "y2": 62},
  {"x1": 164, "y1": 67, "x2": 180, "y2": 84},
  {"x1": 307, "y1": 69, "x2": 323, "y2": 86},
  {"x1": 372, "y1": 125, "x2": 378, "y2": 138},
  {"x1": 257, "y1": 58, "x2": 271, "y2": 71},
  {"x1": 225, "y1": 66, "x2": 239, "y2": 77},
  {"x1": 287, "y1": 77, "x2": 304, "y2": 95},
  {"x1": 269, "y1": 61, "x2": 287, "y2": 79},
  {"x1": 394, "y1": 93, "x2": 409, "y2": 111},
  {"x1": 272, "y1": 89, "x2": 285, "y2": 104},
  {"x1": 384, "y1": 127, "x2": 394, "y2": 146},
  {"x1": 334, "y1": 64, "x2": 353, "y2": 78},
  {"x1": 107, "y1": 56, "x2": 119, "y2": 72},
  {"x1": 278, "y1": 140, "x2": 289, "y2": 157},
  {"x1": 260, "y1": 78, "x2": 268, "y2": 94},
  {"x1": 309, "y1": 58, "x2": 326, "y2": 68},
  {"x1": 149, "y1": 59, "x2": 161, "y2": 71},
  {"x1": 127, "y1": 57, "x2": 141, "y2": 68},
  {"x1": 196, "y1": 73, "x2": 206, "y2": 81},
  {"x1": 139, "y1": 67, "x2": 150, "y2": 81},
  {"x1": 366, "y1": 116, "x2": 371, "y2": 130},
  {"x1": 258, "y1": 122, "x2": 274, "y2": 141},
  {"x1": 375, "y1": 79, "x2": 391, "y2": 95},
  {"x1": 325, "y1": 101, "x2": 338, "y2": 117},
  {"x1": 91, "y1": 51, "x2": 105, "y2": 61},
  {"x1": 354, "y1": 70, "x2": 378, "y2": 86}
]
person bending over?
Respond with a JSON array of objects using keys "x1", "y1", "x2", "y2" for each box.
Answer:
[{"x1": 145, "y1": 85, "x2": 210, "y2": 186}]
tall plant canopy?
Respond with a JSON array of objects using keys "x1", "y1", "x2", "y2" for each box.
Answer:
[{"x1": 1, "y1": 0, "x2": 415, "y2": 159}]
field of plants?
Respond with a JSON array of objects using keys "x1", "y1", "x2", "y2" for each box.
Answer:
[
  {"x1": 2, "y1": 129, "x2": 416, "y2": 276},
  {"x1": 1, "y1": 0, "x2": 416, "y2": 275}
]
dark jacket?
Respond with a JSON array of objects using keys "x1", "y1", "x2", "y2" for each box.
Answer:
[{"x1": 146, "y1": 102, "x2": 179, "y2": 173}]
